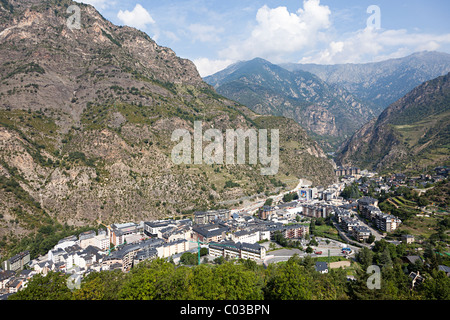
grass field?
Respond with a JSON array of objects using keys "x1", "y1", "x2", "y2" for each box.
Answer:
[
  {"x1": 313, "y1": 256, "x2": 348, "y2": 263},
  {"x1": 397, "y1": 214, "x2": 440, "y2": 238},
  {"x1": 313, "y1": 224, "x2": 342, "y2": 242},
  {"x1": 396, "y1": 196, "x2": 418, "y2": 207}
]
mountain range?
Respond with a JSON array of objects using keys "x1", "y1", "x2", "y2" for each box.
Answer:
[
  {"x1": 336, "y1": 72, "x2": 450, "y2": 172},
  {"x1": 1, "y1": 0, "x2": 449, "y2": 260},
  {"x1": 281, "y1": 51, "x2": 450, "y2": 115},
  {"x1": 0, "y1": 0, "x2": 336, "y2": 250},
  {"x1": 205, "y1": 58, "x2": 375, "y2": 151},
  {"x1": 206, "y1": 52, "x2": 450, "y2": 151}
]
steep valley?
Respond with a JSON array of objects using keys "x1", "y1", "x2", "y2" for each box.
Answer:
[{"x1": 0, "y1": 0, "x2": 336, "y2": 257}]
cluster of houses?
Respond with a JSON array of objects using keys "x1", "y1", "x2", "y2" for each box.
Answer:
[
  {"x1": 190, "y1": 210, "x2": 313, "y2": 261},
  {"x1": 0, "y1": 268, "x2": 34, "y2": 297},
  {"x1": 335, "y1": 166, "x2": 361, "y2": 177},
  {"x1": 259, "y1": 201, "x2": 336, "y2": 223},
  {"x1": 4, "y1": 165, "x2": 441, "y2": 299},
  {"x1": 338, "y1": 166, "x2": 448, "y2": 197},
  {"x1": 333, "y1": 196, "x2": 402, "y2": 243},
  {"x1": 0, "y1": 207, "x2": 315, "y2": 298},
  {"x1": 0, "y1": 251, "x2": 33, "y2": 297},
  {"x1": 334, "y1": 207, "x2": 372, "y2": 242},
  {"x1": 358, "y1": 196, "x2": 402, "y2": 233},
  {"x1": 0, "y1": 220, "x2": 193, "y2": 298},
  {"x1": 387, "y1": 167, "x2": 448, "y2": 187},
  {"x1": 259, "y1": 187, "x2": 340, "y2": 223}
]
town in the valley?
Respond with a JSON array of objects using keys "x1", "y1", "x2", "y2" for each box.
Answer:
[{"x1": 1, "y1": 166, "x2": 449, "y2": 298}]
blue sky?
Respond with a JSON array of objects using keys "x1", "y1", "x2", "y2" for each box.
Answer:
[{"x1": 79, "y1": 0, "x2": 450, "y2": 76}]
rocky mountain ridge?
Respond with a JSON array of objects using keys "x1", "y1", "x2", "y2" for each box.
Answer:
[
  {"x1": 336, "y1": 72, "x2": 450, "y2": 172},
  {"x1": 0, "y1": 0, "x2": 336, "y2": 253},
  {"x1": 205, "y1": 58, "x2": 375, "y2": 151},
  {"x1": 282, "y1": 51, "x2": 450, "y2": 115}
]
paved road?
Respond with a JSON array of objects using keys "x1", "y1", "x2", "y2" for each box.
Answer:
[
  {"x1": 234, "y1": 178, "x2": 313, "y2": 213},
  {"x1": 354, "y1": 214, "x2": 385, "y2": 241}
]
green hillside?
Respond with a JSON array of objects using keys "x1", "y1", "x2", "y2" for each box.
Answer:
[
  {"x1": 337, "y1": 73, "x2": 450, "y2": 173},
  {"x1": 0, "y1": 0, "x2": 335, "y2": 258}
]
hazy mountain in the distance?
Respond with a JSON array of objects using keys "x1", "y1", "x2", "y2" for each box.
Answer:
[
  {"x1": 281, "y1": 51, "x2": 450, "y2": 114},
  {"x1": 205, "y1": 51, "x2": 450, "y2": 152}
]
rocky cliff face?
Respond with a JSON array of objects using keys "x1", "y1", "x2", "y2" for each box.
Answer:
[
  {"x1": 0, "y1": 0, "x2": 205, "y2": 127},
  {"x1": 336, "y1": 72, "x2": 450, "y2": 172},
  {"x1": 0, "y1": 0, "x2": 335, "y2": 251}
]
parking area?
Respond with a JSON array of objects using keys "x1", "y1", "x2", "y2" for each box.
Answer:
[{"x1": 262, "y1": 237, "x2": 359, "y2": 265}]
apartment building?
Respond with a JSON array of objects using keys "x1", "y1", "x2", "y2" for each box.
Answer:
[
  {"x1": 335, "y1": 167, "x2": 361, "y2": 177},
  {"x1": 79, "y1": 230, "x2": 110, "y2": 251},
  {"x1": 156, "y1": 239, "x2": 189, "y2": 259},
  {"x1": 231, "y1": 230, "x2": 260, "y2": 244},
  {"x1": 357, "y1": 196, "x2": 379, "y2": 213},
  {"x1": 259, "y1": 205, "x2": 276, "y2": 220},
  {"x1": 209, "y1": 241, "x2": 266, "y2": 261},
  {"x1": 340, "y1": 217, "x2": 360, "y2": 233},
  {"x1": 362, "y1": 205, "x2": 383, "y2": 221},
  {"x1": 33, "y1": 261, "x2": 54, "y2": 276},
  {"x1": 334, "y1": 207, "x2": 352, "y2": 223},
  {"x1": 191, "y1": 223, "x2": 229, "y2": 243},
  {"x1": 5, "y1": 278, "x2": 23, "y2": 294},
  {"x1": 102, "y1": 238, "x2": 165, "y2": 272},
  {"x1": 2, "y1": 251, "x2": 30, "y2": 272},
  {"x1": 377, "y1": 214, "x2": 402, "y2": 233},
  {"x1": 109, "y1": 222, "x2": 142, "y2": 246},
  {"x1": 283, "y1": 224, "x2": 309, "y2": 239},
  {"x1": 298, "y1": 188, "x2": 318, "y2": 201},
  {"x1": 301, "y1": 203, "x2": 333, "y2": 219},
  {"x1": 144, "y1": 220, "x2": 178, "y2": 238},
  {"x1": 357, "y1": 197, "x2": 401, "y2": 233},
  {"x1": 0, "y1": 270, "x2": 15, "y2": 292},
  {"x1": 133, "y1": 248, "x2": 158, "y2": 266},
  {"x1": 160, "y1": 225, "x2": 191, "y2": 243},
  {"x1": 352, "y1": 225, "x2": 371, "y2": 242}
]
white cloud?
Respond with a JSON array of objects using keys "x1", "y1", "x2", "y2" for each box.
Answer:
[
  {"x1": 416, "y1": 41, "x2": 441, "y2": 52},
  {"x1": 219, "y1": 0, "x2": 331, "y2": 62},
  {"x1": 193, "y1": 58, "x2": 235, "y2": 77},
  {"x1": 163, "y1": 30, "x2": 180, "y2": 42},
  {"x1": 299, "y1": 28, "x2": 450, "y2": 64},
  {"x1": 188, "y1": 23, "x2": 224, "y2": 43},
  {"x1": 117, "y1": 4, "x2": 155, "y2": 30}
]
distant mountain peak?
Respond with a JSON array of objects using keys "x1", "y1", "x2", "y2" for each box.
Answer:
[
  {"x1": 248, "y1": 57, "x2": 271, "y2": 63},
  {"x1": 204, "y1": 57, "x2": 375, "y2": 151},
  {"x1": 280, "y1": 51, "x2": 450, "y2": 112}
]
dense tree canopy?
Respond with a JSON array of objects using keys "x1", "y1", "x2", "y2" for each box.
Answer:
[
  {"x1": 340, "y1": 183, "x2": 362, "y2": 200},
  {"x1": 8, "y1": 246, "x2": 450, "y2": 300},
  {"x1": 8, "y1": 272, "x2": 73, "y2": 300}
]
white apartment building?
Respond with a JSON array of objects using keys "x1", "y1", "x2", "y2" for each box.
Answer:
[
  {"x1": 209, "y1": 241, "x2": 266, "y2": 261},
  {"x1": 377, "y1": 214, "x2": 402, "y2": 233},
  {"x1": 231, "y1": 230, "x2": 259, "y2": 244},
  {"x1": 156, "y1": 239, "x2": 189, "y2": 259},
  {"x1": 143, "y1": 220, "x2": 178, "y2": 238},
  {"x1": 80, "y1": 233, "x2": 110, "y2": 251}
]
